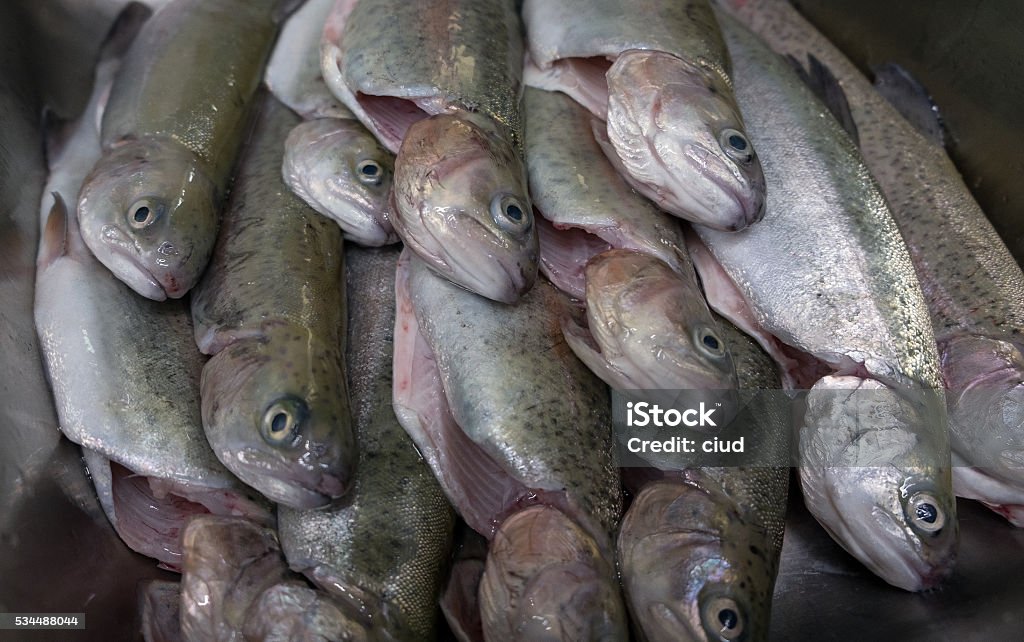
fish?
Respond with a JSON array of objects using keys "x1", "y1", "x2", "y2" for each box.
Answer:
[
  {"x1": 393, "y1": 250, "x2": 628, "y2": 638},
  {"x1": 191, "y1": 95, "x2": 355, "y2": 510},
  {"x1": 78, "y1": 0, "x2": 287, "y2": 300},
  {"x1": 391, "y1": 112, "x2": 538, "y2": 304},
  {"x1": 521, "y1": 0, "x2": 765, "y2": 230},
  {"x1": 687, "y1": 11, "x2": 958, "y2": 591},
  {"x1": 323, "y1": 0, "x2": 538, "y2": 303},
  {"x1": 440, "y1": 525, "x2": 489, "y2": 642},
  {"x1": 479, "y1": 505, "x2": 628, "y2": 641},
  {"x1": 179, "y1": 515, "x2": 291, "y2": 640},
  {"x1": 716, "y1": 0, "x2": 1024, "y2": 526},
  {"x1": 241, "y1": 582, "x2": 359, "y2": 641},
  {"x1": 35, "y1": 198, "x2": 270, "y2": 569},
  {"x1": 617, "y1": 316, "x2": 790, "y2": 642},
  {"x1": 265, "y1": 0, "x2": 350, "y2": 120},
  {"x1": 140, "y1": 580, "x2": 181, "y2": 642},
  {"x1": 278, "y1": 245, "x2": 455, "y2": 640},
  {"x1": 282, "y1": 117, "x2": 397, "y2": 246}
]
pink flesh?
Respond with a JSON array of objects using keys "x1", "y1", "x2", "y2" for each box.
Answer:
[
  {"x1": 354, "y1": 94, "x2": 430, "y2": 151},
  {"x1": 524, "y1": 54, "x2": 612, "y2": 120},
  {"x1": 537, "y1": 216, "x2": 611, "y2": 300},
  {"x1": 982, "y1": 502, "x2": 1024, "y2": 527},
  {"x1": 685, "y1": 230, "x2": 825, "y2": 388},
  {"x1": 108, "y1": 463, "x2": 271, "y2": 571}
]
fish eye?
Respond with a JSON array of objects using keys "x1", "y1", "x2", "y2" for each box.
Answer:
[
  {"x1": 907, "y1": 492, "x2": 945, "y2": 533},
  {"x1": 356, "y1": 159, "x2": 385, "y2": 186},
  {"x1": 261, "y1": 397, "x2": 308, "y2": 447},
  {"x1": 490, "y1": 193, "x2": 532, "y2": 234},
  {"x1": 718, "y1": 128, "x2": 754, "y2": 164},
  {"x1": 694, "y1": 326, "x2": 727, "y2": 358},
  {"x1": 127, "y1": 198, "x2": 162, "y2": 230},
  {"x1": 702, "y1": 596, "x2": 744, "y2": 640}
]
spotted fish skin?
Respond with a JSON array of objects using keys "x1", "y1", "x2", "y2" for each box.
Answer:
[
  {"x1": 191, "y1": 95, "x2": 354, "y2": 510},
  {"x1": 278, "y1": 246, "x2": 455, "y2": 641},
  {"x1": 717, "y1": 0, "x2": 1024, "y2": 520}
]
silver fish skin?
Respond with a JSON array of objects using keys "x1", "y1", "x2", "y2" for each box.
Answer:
[
  {"x1": 403, "y1": 253, "x2": 622, "y2": 542},
  {"x1": 323, "y1": 0, "x2": 524, "y2": 152},
  {"x1": 35, "y1": 199, "x2": 269, "y2": 569},
  {"x1": 282, "y1": 117, "x2": 397, "y2": 246},
  {"x1": 242, "y1": 582, "x2": 361, "y2": 641},
  {"x1": 279, "y1": 245, "x2": 455, "y2": 642},
  {"x1": 618, "y1": 316, "x2": 789, "y2": 642},
  {"x1": 717, "y1": 0, "x2": 1024, "y2": 523},
  {"x1": 266, "y1": 0, "x2": 352, "y2": 119},
  {"x1": 693, "y1": 12, "x2": 957, "y2": 591},
  {"x1": 191, "y1": 95, "x2": 355, "y2": 510},
  {"x1": 522, "y1": 0, "x2": 766, "y2": 231},
  {"x1": 79, "y1": 0, "x2": 283, "y2": 300},
  {"x1": 523, "y1": 87, "x2": 687, "y2": 288}
]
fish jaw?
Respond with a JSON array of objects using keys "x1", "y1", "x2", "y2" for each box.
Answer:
[
  {"x1": 800, "y1": 376, "x2": 958, "y2": 591},
  {"x1": 618, "y1": 480, "x2": 773, "y2": 642},
  {"x1": 578, "y1": 249, "x2": 739, "y2": 394},
  {"x1": 941, "y1": 335, "x2": 1024, "y2": 486},
  {"x1": 392, "y1": 113, "x2": 538, "y2": 304},
  {"x1": 479, "y1": 506, "x2": 628, "y2": 642},
  {"x1": 282, "y1": 118, "x2": 398, "y2": 246},
  {"x1": 200, "y1": 328, "x2": 355, "y2": 509},
  {"x1": 78, "y1": 138, "x2": 219, "y2": 300},
  {"x1": 605, "y1": 50, "x2": 765, "y2": 231}
]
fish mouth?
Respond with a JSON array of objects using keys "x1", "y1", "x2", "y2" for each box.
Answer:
[
  {"x1": 230, "y1": 448, "x2": 346, "y2": 510},
  {"x1": 97, "y1": 228, "x2": 167, "y2": 300}
]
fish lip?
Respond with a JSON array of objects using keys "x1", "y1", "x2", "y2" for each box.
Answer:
[
  {"x1": 97, "y1": 226, "x2": 167, "y2": 300},
  {"x1": 229, "y1": 448, "x2": 347, "y2": 510},
  {"x1": 685, "y1": 143, "x2": 765, "y2": 229}
]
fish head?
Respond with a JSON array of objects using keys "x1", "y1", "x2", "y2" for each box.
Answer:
[
  {"x1": 606, "y1": 50, "x2": 766, "y2": 231},
  {"x1": 618, "y1": 480, "x2": 772, "y2": 642},
  {"x1": 800, "y1": 376, "x2": 958, "y2": 591},
  {"x1": 942, "y1": 335, "x2": 1024, "y2": 484},
  {"x1": 480, "y1": 506, "x2": 628, "y2": 641},
  {"x1": 78, "y1": 139, "x2": 218, "y2": 300},
  {"x1": 583, "y1": 251, "x2": 739, "y2": 410},
  {"x1": 242, "y1": 582, "x2": 372, "y2": 642},
  {"x1": 392, "y1": 112, "x2": 539, "y2": 303},
  {"x1": 283, "y1": 119, "x2": 397, "y2": 246},
  {"x1": 200, "y1": 327, "x2": 355, "y2": 509}
]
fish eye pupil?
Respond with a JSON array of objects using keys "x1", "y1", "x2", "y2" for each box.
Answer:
[
  {"x1": 718, "y1": 608, "x2": 738, "y2": 630},
  {"x1": 133, "y1": 206, "x2": 150, "y2": 223},
  {"x1": 360, "y1": 163, "x2": 379, "y2": 176},
  {"x1": 703, "y1": 334, "x2": 721, "y2": 351},
  {"x1": 505, "y1": 203, "x2": 523, "y2": 221},
  {"x1": 916, "y1": 502, "x2": 938, "y2": 524},
  {"x1": 728, "y1": 134, "x2": 747, "y2": 151},
  {"x1": 271, "y1": 412, "x2": 289, "y2": 434}
]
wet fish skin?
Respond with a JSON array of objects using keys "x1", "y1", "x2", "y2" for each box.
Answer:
[
  {"x1": 404, "y1": 254, "x2": 622, "y2": 541},
  {"x1": 191, "y1": 95, "x2": 354, "y2": 510},
  {"x1": 79, "y1": 0, "x2": 283, "y2": 300},
  {"x1": 618, "y1": 317, "x2": 789, "y2": 642},
  {"x1": 283, "y1": 117, "x2": 397, "y2": 246},
  {"x1": 522, "y1": 0, "x2": 766, "y2": 231},
  {"x1": 324, "y1": 0, "x2": 524, "y2": 152},
  {"x1": 140, "y1": 580, "x2": 181, "y2": 642},
  {"x1": 393, "y1": 113, "x2": 538, "y2": 304},
  {"x1": 242, "y1": 582, "x2": 362, "y2": 642},
  {"x1": 278, "y1": 245, "x2": 455, "y2": 641},
  {"x1": 717, "y1": 0, "x2": 1024, "y2": 516},
  {"x1": 693, "y1": 12, "x2": 956, "y2": 591},
  {"x1": 479, "y1": 506, "x2": 628, "y2": 642}
]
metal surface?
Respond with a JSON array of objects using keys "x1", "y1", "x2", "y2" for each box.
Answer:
[{"x1": 792, "y1": 0, "x2": 1024, "y2": 264}]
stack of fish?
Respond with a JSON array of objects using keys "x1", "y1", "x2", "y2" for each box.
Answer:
[{"x1": 28, "y1": 0, "x2": 1024, "y2": 639}]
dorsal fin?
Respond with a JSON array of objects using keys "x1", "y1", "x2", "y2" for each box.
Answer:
[
  {"x1": 872, "y1": 63, "x2": 946, "y2": 147},
  {"x1": 786, "y1": 53, "x2": 859, "y2": 146}
]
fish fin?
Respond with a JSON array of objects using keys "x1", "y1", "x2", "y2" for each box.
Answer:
[
  {"x1": 872, "y1": 63, "x2": 946, "y2": 147},
  {"x1": 38, "y1": 193, "x2": 69, "y2": 269},
  {"x1": 787, "y1": 53, "x2": 860, "y2": 145},
  {"x1": 99, "y1": 2, "x2": 152, "y2": 62}
]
